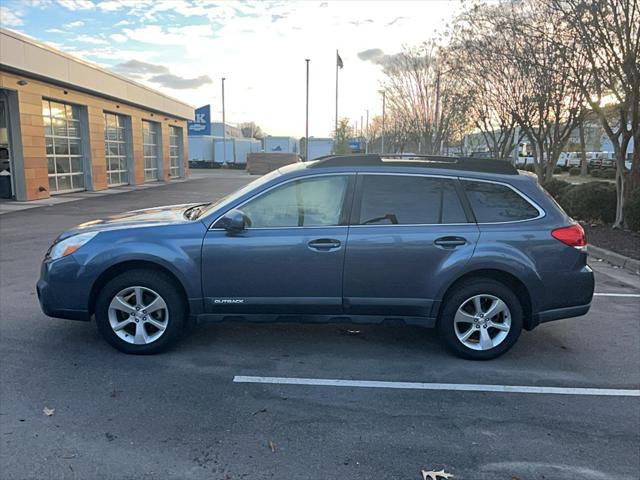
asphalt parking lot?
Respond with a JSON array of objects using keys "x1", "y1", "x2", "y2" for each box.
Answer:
[{"x1": 1, "y1": 170, "x2": 638, "y2": 480}]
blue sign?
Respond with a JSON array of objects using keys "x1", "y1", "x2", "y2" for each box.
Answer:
[
  {"x1": 188, "y1": 105, "x2": 211, "y2": 136},
  {"x1": 348, "y1": 139, "x2": 361, "y2": 151}
]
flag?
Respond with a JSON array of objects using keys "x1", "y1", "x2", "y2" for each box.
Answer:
[{"x1": 337, "y1": 51, "x2": 344, "y2": 69}]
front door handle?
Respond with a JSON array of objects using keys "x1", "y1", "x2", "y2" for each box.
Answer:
[
  {"x1": 434, "y1": 236, "x2": 467, "y2": 248},
  {"x1": 308, "y1": 238, "x2": 341, "y2": 251}
]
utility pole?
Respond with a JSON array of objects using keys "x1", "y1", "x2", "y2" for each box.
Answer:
[
  {"x1": 379, "y1": 90, "x2": 386, "y2": 154},
  {"x1": 221, "y1": 77, "x2": 226, "y2": 165},
  {"x1": 365, "y1": 109, "x2": 369, "y2": 154},
  {"x1": 305, "y1": 58, "x2": 310, "y2": 161}
]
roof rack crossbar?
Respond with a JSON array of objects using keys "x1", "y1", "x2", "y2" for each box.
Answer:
[{"x1": 309, "y1": 154, "x2": 518, "y2": 175}]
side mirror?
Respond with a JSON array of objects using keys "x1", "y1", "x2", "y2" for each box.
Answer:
[{"x1": 215, "y1": 209, "x2": 250, "y2": 233}]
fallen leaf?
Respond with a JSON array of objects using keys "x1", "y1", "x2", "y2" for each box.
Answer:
[
  {"x1": 421, "y1": 469, "x2": 454, "y2": 480},
  {"x1": 43, "y1": 407, "x2": 55, "y2": 416},
  {"x1": 61, "y1": 453, "x2": 76, "y2": 459},
  {"x1": 343, "y1": 329, "x2": 361, "y2": 335},
  {"x1": 268, "y1": 440, "x2": 276, "y2": 453},
  {"x1": 252, "y1": 408, "x2": 267, "y2": 416}
]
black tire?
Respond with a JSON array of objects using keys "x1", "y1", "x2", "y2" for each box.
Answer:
[
  {"x1": 438, "y1": 279, "x2": 523, "y2": 360},
  {"x1": 95, "y1": 269, "x2": 187, "y2": 354}
]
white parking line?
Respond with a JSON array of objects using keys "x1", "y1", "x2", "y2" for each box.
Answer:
[
  {"x1": 594, "y1": 293, "x2": 640, "y2": 297},
  {"x1": 233, "y1": 376, "x2": 640, "y2": 397}
]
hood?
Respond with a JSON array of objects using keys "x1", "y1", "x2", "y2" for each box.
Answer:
[{"x1": 56, "y1": 203, "x2": 204, "y2": 241}]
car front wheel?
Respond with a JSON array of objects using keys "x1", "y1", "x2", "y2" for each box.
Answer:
[
  {"x1": 95, "y1": 269, "x2": 186, "y2": 354},
  {"x1": 439, "y1": 279, "x2": 523, "y2": 360}
]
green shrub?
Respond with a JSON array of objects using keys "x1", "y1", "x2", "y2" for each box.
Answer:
[
  {"x1": 558, "y1": 181, "x2": 617, "y2": 223},
  {"x1": 543, "y1": 178, "x2": 572, "y2": 200},
  {"x1": 600, "y1": 169, "x2": 616, "y2": 179},
  {"x1": 553, "y1": 166, "x2": 563, "y2": 174},
  {"x1": 569, "y1": 167, "x2": 581, "y2": 176},
  {"x1": 625, "y1": 188, "x2": 640, "y2": 232},
  {"x1": 591, "y1": 169, "x2": 601, "y2": 178}
]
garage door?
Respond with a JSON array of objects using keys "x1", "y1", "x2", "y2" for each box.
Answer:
[{"x1": 43, "y1": 99, "x2": 85, "y2": 194}]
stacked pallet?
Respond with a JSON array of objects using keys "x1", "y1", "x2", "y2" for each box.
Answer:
[{"x1": 246, "y1": 153, "x2": 301, "y2": 175}]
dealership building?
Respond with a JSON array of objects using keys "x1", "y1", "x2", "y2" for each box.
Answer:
[{"x1": 0, "y1": 28, "x2": 193, "y2": 202}]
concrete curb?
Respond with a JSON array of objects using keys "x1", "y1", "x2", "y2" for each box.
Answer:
[{"x1": 588, "y1": 244, "x2": 640, "y2": 275}]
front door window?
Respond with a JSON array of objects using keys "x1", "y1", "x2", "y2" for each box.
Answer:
[{"x1": 241, "y1": 175, "x2": 350, "y2": 228}]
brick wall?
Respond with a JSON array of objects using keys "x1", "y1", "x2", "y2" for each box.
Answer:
[{"x1": 0, "y1": 71, "x2": 190, "y2": 201}]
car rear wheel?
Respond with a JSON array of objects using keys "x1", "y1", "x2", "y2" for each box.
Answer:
[
  {"x1": 95, "y1": 269, "x2": 186, "y2": 354},
  {"x1": 439, "y1": 279, "x2": 523, "y2": 360}
]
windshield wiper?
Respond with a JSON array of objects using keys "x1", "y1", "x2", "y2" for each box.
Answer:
[{"x1": 184, "y1": 203, "x2": 210, "y2": 220}]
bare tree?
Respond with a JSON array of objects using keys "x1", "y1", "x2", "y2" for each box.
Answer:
[
  {"x1": 447, "y1": 7, "x2": 522, "y2": 160},
  {"x1": 382, "y1": 43, "x2": 466, "y2": 155},
  {"x1": 550, "y1": 0, "x2": 639, "y2": 228},
  {"x1": 333, "y1": 118, "x2": 354, "y2": 154},
  {"x1": 447, "y1": 2, "x2": 586, "y2": 183},
  {"x1": 238, "y1": 122, "x2": 264, "y2": 139}
]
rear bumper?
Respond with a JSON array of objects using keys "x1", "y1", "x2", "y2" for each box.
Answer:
[
  {"x1": 536, "y1": 303, "x2": 592, "y2": 324},
  {"x1": 531, "y1": 264, "x2": 594, "y2": 328}
]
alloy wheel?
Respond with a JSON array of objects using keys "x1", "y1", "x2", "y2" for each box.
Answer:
[
  {"x1": 107, "y1": 286, "x2": 169, "y2": 345},
  {"x1": 454, "y1": 294, "x2": 511, "y2": 351}
]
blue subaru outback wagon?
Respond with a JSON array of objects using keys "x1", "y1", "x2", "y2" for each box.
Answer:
[{"x1": 37, "y1": 155, "x2": 594, "y2": 359}]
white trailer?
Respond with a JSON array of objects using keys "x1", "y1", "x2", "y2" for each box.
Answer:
[
  {"x1": 188, "y1": 136, "x2": 214, "y2": 162},
  {"x1": 263, "y1": 136, "x2": 299, "y2": 154},
  {"x1": 213, "y1": 138, "x2": 235, "y2": 164},
  {"x1": 307, "y1": 138, "x2": 334, "y2": 160}
]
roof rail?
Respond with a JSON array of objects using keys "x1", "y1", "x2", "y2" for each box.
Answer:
[{"x1": 309, "y1": 154, "x2": 518, "y2": 175}]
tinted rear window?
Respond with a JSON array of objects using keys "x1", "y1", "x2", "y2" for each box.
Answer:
[
  {"x1": 462, "y1": 181, "x2": 539, "y2": 223},
  {"x1": 357, "y1": 175, "x2": 468, "y2": 225}
]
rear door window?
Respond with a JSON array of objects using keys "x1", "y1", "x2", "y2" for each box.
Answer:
[
  {"x1": 462, "y1": 180, "x2": 540, "y2": 223},
  {"x1": 355, "y1": 175, "x2": 468, "y2": 225}
]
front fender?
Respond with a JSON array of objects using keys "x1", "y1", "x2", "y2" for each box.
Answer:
[{"x1": 73, "y1": 222, "x2": 206, "y2": 301}]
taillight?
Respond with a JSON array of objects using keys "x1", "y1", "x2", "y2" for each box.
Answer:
[{"x1": 552, "y1": 223, "x2": 586, "y2": 248}]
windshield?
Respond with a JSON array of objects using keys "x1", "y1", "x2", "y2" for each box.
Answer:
[{"x1": 192, "y1": 168, "x2": 285, "y2": 220}]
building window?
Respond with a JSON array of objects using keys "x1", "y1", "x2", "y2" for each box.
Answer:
[
  {"x1": 142, "y1": 120, "x2": 160, "y2": 182},
  {"x1": 104, "y1": 112, "x2": 130, "y2": 186},
  {"x1": 169, "y1": 125, "x2": 182, "y2": 178},
  {"x1": 43, "y1": 99, "x2": 84, "y2": 194}
]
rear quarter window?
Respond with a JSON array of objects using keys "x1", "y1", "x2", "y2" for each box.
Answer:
[{"x1": 462, "y1": 180, "x2": 540, "y2": 223}]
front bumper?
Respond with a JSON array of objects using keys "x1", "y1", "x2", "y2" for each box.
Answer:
[{"x1": 36, "y1": 256, "x2": 91, "y2": 321}]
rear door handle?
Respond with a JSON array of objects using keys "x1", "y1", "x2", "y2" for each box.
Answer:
[
  {"x1": 434, "y1": 236, "x2": 467, "y2": 248},
  {"x1": 308, "y1": 238, "x2": 341, "y2": 251}
]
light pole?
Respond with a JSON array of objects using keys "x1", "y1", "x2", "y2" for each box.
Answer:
[
  {"x1": 221, "y1": 77, "x2": 226, "y2": 165},
  {"x1": 379, "y1": 89, "x2": 386, "y2": 154},
  {"x1": 305, "y1": 58, "x2": 310, "y2": 161},
  {"x1": 365, "y1": 109, "x2": 369, "y2": 154}
]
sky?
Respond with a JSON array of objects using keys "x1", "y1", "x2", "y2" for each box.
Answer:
[{"x1": 1, "y1": 0, "x2": 465, "y2": 137}]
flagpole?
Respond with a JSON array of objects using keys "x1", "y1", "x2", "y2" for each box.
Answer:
[
  {"x1": 305, "y1": 58, "x2": 310, "y2": 161},
  {"x1": 334, "y1": 49, "x2": 339, "y2": 145}
]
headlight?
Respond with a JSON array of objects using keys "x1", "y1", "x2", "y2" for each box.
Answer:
[{"x1": 47, "y1": 232, "x2": 99, "y2": 260}]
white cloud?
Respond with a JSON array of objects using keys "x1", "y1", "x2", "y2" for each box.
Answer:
[
  {"x1": 97, "y1": 1, "x2": 125, "y2": 12},
  {"x1": 45, "y1": 28, "x2": 66, "y2": 34},
  {"x1": 64, "y1": 20, "x2": 85, "y2": 28},
  {"x1": 0, "y1": 6, "x2": 24, "y2": 26},
  {"x1": 74, "y1": 34, "x2": 108, "y2": 45},
  {"x1": 109, "y1": 33, "x2": 127, "y2": 43},
  {"x1": 19, "y1": 0, "x2": 465, "y2": 136},
  {"x1": 56, "y1": 0, "x2": 93, "y2": 11}
]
